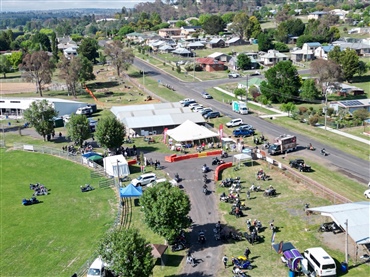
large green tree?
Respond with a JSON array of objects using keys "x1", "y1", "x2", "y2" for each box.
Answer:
[
  {"x1": 0, "y1": 54, "x2": 12, "y2": 78},
  {"x1": 236, "y1": 53, "x2": 251, "y2": 70},
  {"x1": 31, "y1": 32, "x2": 51, "y2": 51},
  {"x1": 78, "y1": 37, "x2": 99, "y2": 64},
  {"x1": 300, "y1": 79, "x2": 321, "y2": 101},
  {"x1": 139, "y1": 182, "x2": 191, "y2": 242},
  {"x1": 98, "y1": 228, "x2": 155, "y2": 277},
  {"x1": 229, "y1": 12, "x2": 249, "y2": 39},
  {"x1": 257, "y1": 32, "x2": 274, "y2": 52},
  {"x1": 20, "y1": 51, "x2": 54, "y2": 96},
  {"x1": 340, "y1": 48, "x2": 360, "y2": 81},
  {"x1": 66, "y1": 114, "x2": 91, "y2": 147},
  {"x1": 95, "y1": 115, "x2": 126, "y2": 153},
  {"x1": 23, "y1": 99, "x2": 57, "y2": 141},
  {"x1": 310, "y1": 59, "x2": 343, "y2": 93},
  {"x1": 104, "y1": 41, "x2": 135, "y2": 77},
  {"x1": 260, "y1": 60, "x2": 301, "y2": 103},
  {"x1": 202, "y1": 15, "x2": 225, "y2": 35},
  {"x1": 246, "y1": 16, "x2": 262, "y2": 39}
]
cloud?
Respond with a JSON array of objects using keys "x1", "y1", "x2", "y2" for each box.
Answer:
[{"x1": 0, "y1": 0, "x2": 155, "y2": 11}]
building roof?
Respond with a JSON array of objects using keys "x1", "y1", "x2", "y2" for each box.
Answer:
[
  {"x1": 307, "y1": 202, "x2": 370, "y2": 245},
  {"x1": 305, "y1": 42, "x2": 321, "y2": 47},
  {"x1": 188, "y1": 41, "x2": 204, "y2": 47},
  {"x1": 208, "y1": 38, "x2": 224, "y2": 44},
  {"x1": 208, "y1": 52, "x2": 229, "y2": 58},
  {"x1": 196, "y1": 57, "x2": 224, "y2": 65},
  {"x1": 225, "y1": 37, "x2": 242, "y2": 43},
  {"x1": 111, "y1": 103, "x2": 205, "y2": 129},
  {"x1": 260, "y1": 50, "x2": 288, "y2": 58},
  {"x1": 238, "y1": 77, "x2": 264, "y2": 87}
]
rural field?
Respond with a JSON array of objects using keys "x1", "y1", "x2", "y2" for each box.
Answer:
[{"x1": 0, "y1": 149, "x2": 117, "y2": 277}]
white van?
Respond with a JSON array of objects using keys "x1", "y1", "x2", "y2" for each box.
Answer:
[
  {"x1": 303, "y1": 247, "x2": 336, "y2": 277},
  {"x1": 76, "y1": 106, "x2": 92, "y2": 116},
  {"x1": 87, "y1": 257, "x2": 106, "y2": 277}
]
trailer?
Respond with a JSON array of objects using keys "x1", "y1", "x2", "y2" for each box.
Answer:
[{"x1": 268, "y1": 134, "x2": 297, "y2": 155}]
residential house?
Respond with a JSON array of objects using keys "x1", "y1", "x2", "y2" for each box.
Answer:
[
  {"x1": 237, "y1": 77, "x2": 264, "y2": 91},
  {"x1": 225, "y1": 37, "x2": 248, "y2": 47},
  {"x1": 158, "y1": 28, "x2": 182, "y2": 38},
  {"x1": 330, "y1": 9, "x2": 349, "y2": 20},
  {"x1": 57, "y1": 37, "x2": 77, "y2": 51},
  {"x1": 158, "y1": 45, "x2": 174, "y2": 53},
  {"x1": 329, "y1": 99, "x2": 370, "y2": 115},
  {"x1": 181, "y1": 26, "x2": 202, "y2": 37},
  {"x1": 207, "y1": 52, "x2": 232, "y2": 63},
  {"x1": 227, "y1": 55, "x2": 259, "y2": 71},
  {"x1": 308, "y1": 11, "x2": 328, "y2": 20},
  {"x1": 126, "y1": 32, "x2": 146, "y2": 43},
  {"x1": 259, "y1": 50, "x2": 288, "y2": 65},
  {"x1": 196, "y1": 58, "x2": 225, "y2": 72},
  {"x1": 207, "y1": 38, "x2": 226, "y2": 49},
  {"x1": 332, "y1": 41, "x2": 370, "y2": 56},
  {"x1": 63, "y1": 46, "x2": 78, "y2": 59},
  {"x1": 187, "y1": 41, "x2": 205, "y2": 50},
  {"x1": 314, "y1": 45, "x2": 335, "y2": 60},
  {"x1": 167, "y1": 20, "x2": 179, "y2": 27},
  {"x1": 172, "y1": 48, "x2": 194, "y2": 57},
  {"x1": 290, "y1": 42, "x2": 319, "y2": 62}
]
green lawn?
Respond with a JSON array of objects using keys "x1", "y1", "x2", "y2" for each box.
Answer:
[{"x1": 0, "y1": 150, "x2": 116, "y2": 277}]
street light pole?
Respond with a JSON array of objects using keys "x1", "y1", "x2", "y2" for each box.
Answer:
[
  {"x1": 324, "y1": 91, "x2": 328, "y2": 130},
  {"x1": 142, "y1": 70, "x2": 145, "y2": 86},
  {"x1": 246, "y1": 74, "x2": 249, "y2": 104}
]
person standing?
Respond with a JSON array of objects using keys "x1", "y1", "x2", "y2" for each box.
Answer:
[
  {"x1": 244, "y1": 247, "x2": 251, "y2": 260},
  {"x1": 222, "y1": 255, "x2": 228, "y2": 268},
  {"x1": 246, "y1": 190, "x2": 250, "y2": 200}
]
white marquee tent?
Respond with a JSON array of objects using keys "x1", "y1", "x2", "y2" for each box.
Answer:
[
  {"x1": 166, "y1": 120, "x2": 219, "y2": 142},
  {"x1": 103, "y1": 155, "x2": 130, "y2": 177},
  {"x1": 233, "y1": 153, "x2": 252, "y2": 167}
]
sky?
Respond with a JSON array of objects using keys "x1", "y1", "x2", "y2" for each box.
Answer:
[{"x1": 0, "y1": 0, "x2": 155, "y2": 11}]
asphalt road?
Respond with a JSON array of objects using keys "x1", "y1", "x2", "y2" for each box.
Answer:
[{"x1": 134, "y1": 58, "x2": 369, "y2": 184}]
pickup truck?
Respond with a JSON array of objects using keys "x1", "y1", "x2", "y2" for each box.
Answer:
[{"x1": 233, "y1": 128, "x2": 255, "y2": 137}]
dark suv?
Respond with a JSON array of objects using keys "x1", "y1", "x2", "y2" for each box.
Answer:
[{"x1": 204, "y1": 111, "x2": 221, "y2": 119}]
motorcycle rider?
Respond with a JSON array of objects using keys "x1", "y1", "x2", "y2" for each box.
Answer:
[{"x1": 202, "y1": 164, "x2": 209, "y2": 173}]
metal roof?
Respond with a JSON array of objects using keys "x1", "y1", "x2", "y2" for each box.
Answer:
[{"x1": 308, "y1": 202, "x2": 370, "y2": 245}]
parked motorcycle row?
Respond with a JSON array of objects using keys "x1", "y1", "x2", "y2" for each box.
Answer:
[
  {"x1": 80, "y1": 184, "x2": 94, "y2": 192},
  {"x1": 23, "y1": 183, "x2": 49, "y2": 206}
]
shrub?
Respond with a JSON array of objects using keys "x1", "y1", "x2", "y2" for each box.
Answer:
[
  {"x1": 298, "y1": 106, "x2": 308, "y2": 115},
  {"x1": 308, "y1": 114, "x2": 320, "y2": 126},
  {"x1": 327, "y1": 107, "x2": 335, "y2": 117}
]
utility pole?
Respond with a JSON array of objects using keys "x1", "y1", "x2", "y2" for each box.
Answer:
[
  {"x1": 246, "y1": 74, "x2": 249, "y2": 104},
  {"x1": 345, "y1": 219, "x2": 349, "y2": 264},
  {"x1": 117, "y1": 159, "x2": 120, "y2": 187},
  {"x1": 324, "y1": 90, "x2": 328, "y2": 130}
]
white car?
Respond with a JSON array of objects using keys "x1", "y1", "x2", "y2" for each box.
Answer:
[
  {"x1": 180, "y1": 98, "x2": 195, "y2": 104},
  {"x1": 364, "y1": 189, "x2": 370, "y2": 199},
  {"x1": 193, "y1": 106, "x2": 204, "y2": 112},
  {"x1": 131, "y1": 173, "x2": 157, "y2": 187},
  {"x1": 202, "y1": 93, "x2": 213, "y2": 99},
  {"x1": 228, "y1": 73, "x2": 240, "y2": 78},
  {"x1": 189, "y1": 103, "x2": 203, "y2": 110},
  {"x1": 226, "y1": 118, "x2": 243, "y2": 127}
]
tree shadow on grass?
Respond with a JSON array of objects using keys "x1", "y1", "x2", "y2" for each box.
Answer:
[{"x1": 88, "y1": 81, "x2": 120, "y2": 89}]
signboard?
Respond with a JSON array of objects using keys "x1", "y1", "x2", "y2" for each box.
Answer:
[{"x1": 266, "y1": 156, "x2": 274, "y2": 164}]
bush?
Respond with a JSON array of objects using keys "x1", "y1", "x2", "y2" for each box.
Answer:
[
  {"x1": 308, "y1": 114, "x2": 320, "y2": 126},
  {"x1": 298, "y1": 106, "x2": 308, "y2": 115},
  {"x1": 327, "y1": 107, "x2": 335, "y2": 117},
  {"x1": 274, "y1": 42, "x2": 289, "y2": 52}
]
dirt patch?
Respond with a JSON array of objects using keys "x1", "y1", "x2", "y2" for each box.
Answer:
[{"x1": 0, "y1": 82, "x2": 36, "y2": 94}]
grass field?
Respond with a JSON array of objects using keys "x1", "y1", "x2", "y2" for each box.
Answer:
[{"x1": 0, "y1": 150, "x2": 117, "y2": 277}]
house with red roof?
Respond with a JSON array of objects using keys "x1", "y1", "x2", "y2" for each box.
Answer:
[{"x1": 196, "y1": 58, "x2": 225, "y2": 72}]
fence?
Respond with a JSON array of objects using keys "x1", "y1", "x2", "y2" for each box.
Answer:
[{"x1": 12, "y1": 143, "x2": 124, "y2": 277}]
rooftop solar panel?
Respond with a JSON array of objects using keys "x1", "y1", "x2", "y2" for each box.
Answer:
[{"x1": 340, "y1": 100, "x2": 363, "y2": 107}]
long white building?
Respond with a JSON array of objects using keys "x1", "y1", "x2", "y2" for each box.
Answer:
[{"x1": 0, "y1": 97, "x2": 89, "y2": 117}]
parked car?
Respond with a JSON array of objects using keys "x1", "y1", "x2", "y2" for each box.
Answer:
[
  {"x1": 239, "y1": 124, "x2": 255, "y2": 130},
  {"x1": 201, "y1": 108, "x2": 213, "y2": 116},
  {"x1": 228, "y1": 73, "x2": 240, "y2": 78},
  {"x1": 233, "y1": 128, "x2": 255, "y2": 137},
  {"x1": 202, "y1": 92, "x2": 213, "y2": 99},
  {"x1": 204, "y1": 111, "x2": 221, "y2": 119},
  {"x1": 193, "y1": 106, "x2": 204, "y2": 112},
  {"x1": 182, "y1": 100, "x2": 197, "y2": 107},
  {"x1": 131, "y1": 173, "x2": 157, "y2": 187},
  {"x1": 226, "y1": 118, "x2": 243, "y2": 128},
  {"x1": 364, "y1": 189, "x2": 370, "y2": 199},
  {"x1": 189, "y1": 103, "x2": 203, "y2": 110},
  {"x1": 289, "y1": 159, "x2": 312, "y2": 172},
  {"x1": 76, "y1": 106, "x2": 93, "y2": 116},
  {"x1": 180, "y1": 98, "x2": 194, "y2": 104},
  {"x1": 87, "y1": 257, "x2": 107, "y2": 277}
]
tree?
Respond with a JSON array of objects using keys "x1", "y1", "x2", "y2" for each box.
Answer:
[
  {"x1": 58, "y1": 55, "x2": 85, "y2": 98},
  {"x1": 66, "y1": 114, "x2": 91, "y2": 147},
  {"x1": 117, "y1": 25, "x2": 135, "y2": 36},
  {"x1": 257, "y1": 32, "x2": 273, "y2": 52},
  {"x1": 353, "y1": 109, "x2": 370, "y2": 121},
  {"x1": 78, "y1": 56, "x2": 95, "y2": 85},
  {"x1": 327, "y1": 45, "x2": 341, "y2": 64},
  {"x1": 7, "y1": 51, "x2": 23, "y2": 69},
  {"x1": 234, "y1": 88, "x2": 247, "y2": 100},
  {"x1": 280, "y1": 102, "x2": 296, "y2": 117},
  {"x1": 260, "y1": 61, "x2": 301, "y2": 103},
  {"x1": 20, "y1": 51, "x2": 54, "y2": 96},
  {"x1": 229, "y1": 12, "x2": 249, "y2": 39},
  {"x1": 274, "y1": 42, "x2": 289, "y2": 52},
  {"x1": 222, "y1": 12, "x2": 236, "y2": 24},
  {"x1": 104, "y1": 41, "x2": 134, "y2": 77},
  {"x1": 139, "y1": 182, "x2": 191, "y2": 241},
  {"x1": 31, "y1": 32, "x2": 51, "y2": 51},
  {"x1": 51, "y1": 31, "x2": 58, "y2": 62},
  {"x1": 357, "y1": 61, "x2": 368, "y2": 76},
  {"x1": 98, "y1": 228, "x2": 155, "y2": 277},
  {"x1": 246, "y1": 16, "x2": 262, "y2": 39},
  {"x1": 310, "y1": 59, "x2": 343, "y2": 93},
  {"x1": 95, "y1": 115, "x2": 126, "y2": 153},
  {"x1": 202, "y1": 15, "x2": 225, "y2": 35},
  {"x1": 175, "y1": 20, "x2": 187, "y2": 28},
  {"x1": 340, "y1": 48, "x2": 359, "y2": 81},
  {"x1": 78, "y1": 37, "x2": 99, "y2": 64},
  {"x1": 300, "y1": 79, "x2": 321, "y2": 101},
  {"x1": 23, "y1": 99, "x2": 57, "y2": 141},
  {"x1": 0, "y1": 54, "x2": 12, "y2": 78},
  {"x1": 236, "y1": 53, "x2": 251, "y2": 70}
]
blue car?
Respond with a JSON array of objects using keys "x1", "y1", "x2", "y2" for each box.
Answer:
[{"x1": 233, "y1": 128, "x2": 255, "y2": 137}]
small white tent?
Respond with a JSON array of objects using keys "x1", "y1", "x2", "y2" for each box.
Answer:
[
  {"x1": 233, "y1": 153, "x2": 252, "y2": 167},
  {"x1": 167, "y1": 120, "x2": 218, "y2": 142},
  {"x1": 103, "y1": 155, "x2": 130, "y2": 177}
]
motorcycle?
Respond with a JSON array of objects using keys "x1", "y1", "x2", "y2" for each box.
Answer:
[
  {"x1": 307, "y1": 144, "x2": 316, "y2": 151},
  {"x1": 212, "y1": 157, "x2": 220, "y2": 165},
  {"x1": 203, "y1": 184, "x2": 208, "y2": 195},
  {"x1": 171, "y1": 241, "x2": 186, "y2": 252},
  {"x1": 221, "y1": 152, "x2": 228, "y2": 159},
  {"x1": 318, "y1": 222, "x2": 338, "y2": 233},
  {"x1": 202, "y1": 164, "x2": 210, "y2": 173},
  {"x1": 174, "y1": 173, "x2": 181, "y2": 183},
  {"x1": 249, "y1": 184, "x2": 261, "y2": 192},
  {"x1": 321, "y1": 148, "x2": 329, "y2": 156},
  {"x1": 22, "y1": 197, "x2": 40, "y2": 206},
  {"x1": 80, "y1": 184, "x2": 94, "y2": 192},
  {"x1": 220, "y1": 192, "x2": 229, "y2": 202},
  {"x1": 263, "y1": 187, "x2": 276, "y2": 197},
  {"x1": 198, "y1": 231, "x2": 206, "y2": 244}
]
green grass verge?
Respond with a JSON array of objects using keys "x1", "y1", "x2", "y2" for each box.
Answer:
[{"x1": 0, "y1": 150, "x2": 116, "y2": 276}]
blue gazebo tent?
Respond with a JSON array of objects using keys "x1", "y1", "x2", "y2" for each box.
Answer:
[{"x1": 120, "y1": 184, "x2": 143, "y2": 198}]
